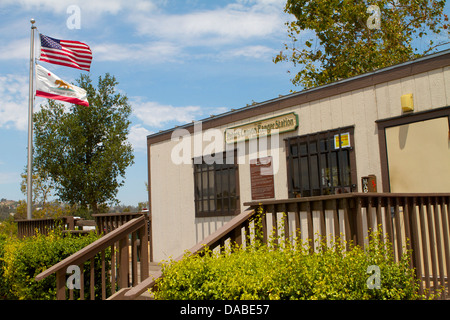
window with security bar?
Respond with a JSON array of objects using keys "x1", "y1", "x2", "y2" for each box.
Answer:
[
  {"x1": 193, "y1": 151, "x2": 240, "y2": 217},
  {"x1": 285, "y1": 126, "x2": 357, "y2": 198}
]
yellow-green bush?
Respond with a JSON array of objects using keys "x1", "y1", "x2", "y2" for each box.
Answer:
[
  {"x1": 0, "y1": 231, "x2": 107, "y2": 300},
  {"x1": 152, "y1": 230, "x2": 422, "y2": 300}
]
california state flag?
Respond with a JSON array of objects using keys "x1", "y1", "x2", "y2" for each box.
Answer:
[{"x1": 35, "y1": 64, "x2": 89, "y2": 106}]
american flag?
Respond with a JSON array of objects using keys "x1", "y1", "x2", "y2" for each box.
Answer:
[{"x1": 39, "y1": 34, "x2": 92, "y2": 72}]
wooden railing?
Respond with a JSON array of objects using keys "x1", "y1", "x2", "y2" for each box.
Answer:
[
  {"x1": 17, "y1": 212, "x2": 149, "y2": 239},
  {"x1": 93, "y1": 212, "x2": 152, "y2": 261},
  {"x1": 244, "y1": 193, "x2": 450, "y2": 299},
  {"x1": 123, "y1": 193, "x2": 450, "y2": 300},
  {"x1": 93, "y1": 212, "x2": 147, "y2": 235},
  {"x1": 122, "y1": 209, "x2": 255, "y2": 300},
  {"x1": 35, "y1": 215, "x2": 149, "y2": 300},
  {"x1": 17, "y1": 216, "x2": 77, "y2": 238},
  {"x1": 34, "y1": 193, "x2": 449, "y2": 300}
]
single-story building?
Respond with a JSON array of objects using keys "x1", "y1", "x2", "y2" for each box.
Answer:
[{"x1": 146, "y1": 49, "x2": 450, "y2": 263}]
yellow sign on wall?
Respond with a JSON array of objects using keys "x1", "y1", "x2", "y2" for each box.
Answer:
[{"x1": 334, "y1": 132, "x2": 351, "y2": 149}]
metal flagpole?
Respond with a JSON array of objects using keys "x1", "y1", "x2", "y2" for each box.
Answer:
[{"x1": 26, "y1": 19, "x2": 36, "y2": 220}]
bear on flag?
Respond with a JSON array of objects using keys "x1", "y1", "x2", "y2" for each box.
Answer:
[{"x1": 35, "y1": 64, "x2": 89, "y2": 107}]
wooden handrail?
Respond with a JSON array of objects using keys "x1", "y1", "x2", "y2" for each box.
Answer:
[
  {"x1": 244, "y1": 192, "x2": 450, "y2": 206},
  {"x1": 92, "y1": 212, "x2": 148, "y2": 217},
  {"x1": 35, "y1": 215, "x2": 149, "y2": 300},
  {"x1": 93, "y1": 211, "x2": 152, "y2": 261},
  {"x1": 36, "y1": 216, "x2": 145, "y2": 281},
  {"x1": 123, "y1": 209, "x2": 255, "y2": 300},
  {"x1": 16, "y1": 216, "x2": 76, "y2": 238}
]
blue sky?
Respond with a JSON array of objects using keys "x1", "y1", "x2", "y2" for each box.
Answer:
[
  {"x1": 0, "y1": 0, "x2": 449, "y2": 207},
  {"x1": 0, "y1": 0, "x2": 296, "y2": 206}
]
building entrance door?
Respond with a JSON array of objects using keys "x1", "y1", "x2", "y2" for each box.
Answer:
[{"x1": 384, "y1": 116, "x2": 450, "y2": 193}]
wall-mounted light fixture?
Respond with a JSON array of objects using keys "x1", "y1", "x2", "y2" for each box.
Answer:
[{"x1": 401, "y1": 93, "x2": 414, "y2": 112}]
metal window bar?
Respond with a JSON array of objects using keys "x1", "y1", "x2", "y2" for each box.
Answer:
[
  {"x1": 193, "y1": 150, "x2": 239, "y2": 216},
  {"x1": 286, "y1": 127, "x2": 354, "y2": 198},
  {"x1": 306, "y1": 134, "x2": 313, "y2": 197},
  {"x1": 213, "y1": 162, "x2": 218, "y2": 215},
  {"x1": 206, "y1": 164, "x2": 211, "y2": 213}
]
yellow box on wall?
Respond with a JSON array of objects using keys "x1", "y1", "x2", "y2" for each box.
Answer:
[{"x1": 401, "y1": 94, "x2": 414, "y2": 112}]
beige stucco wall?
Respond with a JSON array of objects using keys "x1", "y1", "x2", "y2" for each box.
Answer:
[{"x1": 149, "y1": 66, "x2": 450, "y2": 262}]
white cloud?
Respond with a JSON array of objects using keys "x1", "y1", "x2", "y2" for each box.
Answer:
[
  {"x1": 128, "y1": 124, "x2": 152, "y2": 151},
  {"x1": 0, "y1": 0, "x2": 288, "y2": 64},
  {"x1": 220, "y1": 45, "x2": 276, "y2": 60},
  {"x1": 0, "y1": 74, "x2": 65, "y2": 131},
  {"x1": 91, "y1": 41, "x2": 182, "y2": 63},
  {"x1": 0, "y1": 74, "x2": 29, "y2": 131},
  {"x1": 132, "y1": 0, "x2": 285, "y2": 46},
  {"x1": 0, "y1": 0, "x2": 158, "y2": 15},
  {"x1": 0, "y1": 38, "x2": 29, "y2": 61},
  {"x1": 132, "y1": 99, "x2": 203, "y2": 128}
]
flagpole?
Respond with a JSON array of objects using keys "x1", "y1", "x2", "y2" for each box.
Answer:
[{"x1": 27, "y1": 19, "x2": 36, "y2": 220}]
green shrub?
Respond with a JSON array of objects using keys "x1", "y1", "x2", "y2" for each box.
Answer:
[
  {"x1": 152, "y1": 230, "x2": 422, "y2": 300},
  {"x1": 0, "y1": 230, "x2": 110, "y2": 300},
  {"x1": 0, "y1": 235, "x2": 9, "y2": 299}
]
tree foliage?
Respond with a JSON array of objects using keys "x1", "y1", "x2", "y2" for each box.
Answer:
[
  {"x1": 274, "y1": 0, "x2": 450, "y2": 89},
  {"x1": 33, "y1": 74, "x2": 134, "y2": 213}
]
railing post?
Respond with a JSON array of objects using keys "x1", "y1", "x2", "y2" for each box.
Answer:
[
  {"x1": 434, "y1": 196, "x2": 446, "y2": 300},
  {"x1": 119, "y1": 237, "x2": 129, "y2": 289},
  {"x1": 331, "y1": 199, "x2": 340, "y2": 244},
  {"x1": 408, "y1": 197, "x2": 422, "y2": 289},
  {"x1": 355, "y1": 196, "x2": 364, "y2": 248},
  {"x1": 341, "y1": 198, "x2": 352, "y2": 250},
  {"x1": 305, "y1": 201, "x2": 314, "y2": 253},
  {"x1": 440, "y1": 196, "x2": 450, "y2": 299},
  {"x1": 268, "y1": 204, "x2": 277, "y2": 247},
  {"x1": 260, "y1": 206, "x2": 268, "y2": 245},
  {"x1": 55, "y1": 269, "x2": 66, "y2": 300},
  {"x1": 131, "y1": 232, "x2": 138, "y2": 286},
  {"x1": 426, "y1": 197, "x2": 439, "y2": 292},
  {"x1": 393, "y1": 197, "x2": 403, "y2": 261},
  {"x1": 139, "y1": 224, "x2": 149, "y2": 280},
  {"x1": 232, "y1": 224, "x2": 243, "y2": 247},
  {"x1": 366, "y1": 196, "x2": 374, "y2": 233},
  {"x1": 318, "y1": 200, "x2": 326, "y2": 245},
  {"x1": 65, "y1": 216, "x2": 75, "y2": 231},
  {"x1": 385, "y1": 197, "x2": 394, "y2": 248}
]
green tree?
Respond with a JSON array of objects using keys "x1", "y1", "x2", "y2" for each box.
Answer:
[
  {"x1": 274, "y1": 0, "x2": 450, "y2": 89},
  {"x1": 20, "y1": 170, "x2": 54, "y2": 205},
  {"x1": 33, "y1": 73, "x2": 134, "y2": 214}
]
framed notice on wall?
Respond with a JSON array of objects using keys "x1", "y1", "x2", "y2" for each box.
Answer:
[
  {"x1": 250, "y1": 156, "x2": 275, "y2": 200},
  {"x1": 334, "y1": 132, "x2": 351, "y2": 149}
]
